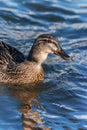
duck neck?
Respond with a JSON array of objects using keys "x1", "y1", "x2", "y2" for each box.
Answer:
[{"x1": 27, "y1": 46, "x2": 48, "y2": 65}]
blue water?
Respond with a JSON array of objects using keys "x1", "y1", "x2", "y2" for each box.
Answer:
[{"x1": 0, "y1": 0, "x2": 87, "y2": 130}]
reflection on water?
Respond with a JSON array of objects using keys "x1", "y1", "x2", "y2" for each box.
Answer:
[
  {"x1": 0, "y1": 0, "x2": 87, "y2": 129},
  {"x1": 7, "y1": 84, "x2": 50, "y2": 130}
]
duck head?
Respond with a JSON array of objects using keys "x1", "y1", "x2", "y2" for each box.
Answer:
[{"x1": 27, "y1": 34, "x2": 70, "y2": 64}]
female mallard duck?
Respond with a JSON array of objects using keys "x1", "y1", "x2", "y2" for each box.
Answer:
[{"x1": 0, "y1": 34, "x2": 70, "y2": 85}]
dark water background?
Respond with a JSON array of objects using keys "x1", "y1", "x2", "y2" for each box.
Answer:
[{"x1": 0, "y1": 0, "x2": 87, "y2": 130}]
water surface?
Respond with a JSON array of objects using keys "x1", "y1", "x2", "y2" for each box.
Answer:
[{"x1": 0, "y1": 0, "x2": 87, "y2": 130}]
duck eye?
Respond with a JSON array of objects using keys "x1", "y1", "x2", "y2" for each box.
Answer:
[{"x1": 48, "y1": 40, "x2": 52, "y2": 43}]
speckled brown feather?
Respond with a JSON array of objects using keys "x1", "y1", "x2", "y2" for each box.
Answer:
[
  {"x1": 0, "y1": 41, "x2": 44, "y2": 85},
  {"x1": 0, "y1": 61, "x2": 44, "y2": 84}
]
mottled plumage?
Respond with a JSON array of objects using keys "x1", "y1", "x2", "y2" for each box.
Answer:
[{"x1": 0, "y1": 34, "x2": 70, "y2": 85}]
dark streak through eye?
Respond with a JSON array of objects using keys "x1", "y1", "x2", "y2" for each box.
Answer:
[{"x1": 48, "y1": 40, "x2": 52, "y2": 43}]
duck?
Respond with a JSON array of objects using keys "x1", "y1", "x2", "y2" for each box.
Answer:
[{"x1": 0, "y1": 34, "x2": 70, "y2": 85}]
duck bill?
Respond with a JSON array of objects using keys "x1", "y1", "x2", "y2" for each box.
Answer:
[{"x1": 54, "y1": 48, "x2": 70, "y2": 60}]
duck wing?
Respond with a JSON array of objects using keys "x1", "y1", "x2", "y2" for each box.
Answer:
[
  {"x1": 0, "y1": 45, "x2": 14, "y2": 70},
  {"x1": 0, "y1": 41, "x2": 25, "y2": 63}
]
